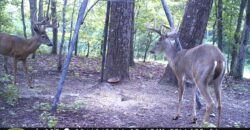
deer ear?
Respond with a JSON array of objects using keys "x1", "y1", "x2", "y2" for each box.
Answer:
[
  {"x1": 32, "y1": 24, "x2": 40, "y2": 34},
  {"x1": 167, "y1": 30, "x2": 178, "y2": 39}
]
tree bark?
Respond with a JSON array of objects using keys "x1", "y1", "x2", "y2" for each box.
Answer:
[
  {"x1": 29, "y1": 0, "x2": 37, "y2": 36},
  {"x1": 233, "y1": 0, "x2": 250, "y2": 79},
  {"x1": 159, "y1": 0, "x2": 214, "y2": 84},
  {"x1": 143, "y1": 32, "x2": 152, "y2": 63},
  {"x1": 38, "y1": 0, "x2": 44, "y2": 21},
  {"x1": 51, "y1": 0, "x2": 58, "y2": 55},
  {"x1": 230, "y1": 0, "x2": 247, "y2": 75},
  {"x1": 104, "y1": 1, "x2": 134, "y2": 81},
  {"x1": 51, "y1": 0, "x2": 89, "y2": 114},
  {"x1": 179, "y1": 0, "x2": 213, "y2": 49},
  {"x1": 46, "y1": 0, "x2": 51, "y2": 18},
  {"x1": 21, "y1": 0, "x2": 27, "y2": 38},
  {"x1": 68, "y1": 0, "x2": 77, "y2": 50},
  {"x1": 129, "y1": 1, "x2": 135, "y2": 66},
  {"x1": 29, "y1": 0, "x2": 37, "y2": 59},
  {"x1": 217, "y1": 0, "x2": 223, "y2": 51},
  {"x1": 101, "y1": 1, "x2": 111, "y2": 82},
  {"x1": 58, "y1": 0, "x2": 67, "y2": 71}
]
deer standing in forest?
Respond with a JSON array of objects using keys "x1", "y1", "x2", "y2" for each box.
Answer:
[
  {"x1": 0, "y1": 18, "x2": 57, "y2": 88},
  {"x1": 148, "y1": 24, "x2": 226, "y2": 127}
]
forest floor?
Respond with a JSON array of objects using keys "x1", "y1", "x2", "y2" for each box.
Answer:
[{"x1": 0, "y1": 55, "x2": 250, "y2": 128}]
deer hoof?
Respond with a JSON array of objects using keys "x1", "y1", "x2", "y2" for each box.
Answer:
[
  {"x1": 173, "y1": 115, "x2": 180, "y2": 120},
  {"x1": 191, "y1": 117, "x2": 197, "y2": 124}
]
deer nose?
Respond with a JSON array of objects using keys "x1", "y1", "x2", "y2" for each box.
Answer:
[{"x1": 47, "y1": 42, "x2": 53, "y2": 47}]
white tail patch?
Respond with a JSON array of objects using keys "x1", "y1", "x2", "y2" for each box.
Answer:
[{"x1": 214, "y1": 61, "x2": 218, "y2": 68}]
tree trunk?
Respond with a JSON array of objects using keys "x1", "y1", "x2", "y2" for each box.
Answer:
[
  {"x1": 58, "y1": 0, "x2": 67, "y2": 71},
  {"x1": 38, "y1": 0, "x2": 44, "y2": 21},
  {"x1": 143, "y1": 32, "x2": 152, "y2": 63},
  {"x1": 233, "y1": 0, "x2": 250, "y2": 79},
  {"x1": 29, "y1": 0, "x2": 37, "y2": 59},
  {"x1": 68, "y1": 0, "x2": 77, "y2": 50},
  {"x1": 217, "y1": 0, "x2": 223, "y2": 51},
  {"x1": 51, "y1": 0, "x2": 58, "y2": 55},
  {"x1": 74, "y1": 34, "x2": 78, "y2": 56},
  {"x1": 179, "y1": 0, "x2": 213, "y2": 49},
  {"x1": 21, "y1": 0, "x2": 27, "y2": 38},
  {"x1": 86, "y1": 42, "x2": 90, "y2": 57},
  {"x1": 230, "y1": 0, "x2": 247, "y2": 75},
  {"x1": 51, "y1": 0, "x2": 89, "y2": 114},
  {"x1": 104, "y1": 1, "x2": 134, "y2": 81},
  {"x1": 32, "y1": 0, "x2": 44, "y2": 59},
  {"x1": 46, "y1": 0, "x2": 51, "y2": 18},
  {"x1": 29, "y1": 0, "x2": 37, "y2": 36},
  {"x1": 101, "y1": 1, "x2": 111, "y2": 82},
  {"x1": 159, "y1": 0, "x2": 213, "y2": 84},
  {"x1": 129, "y1": 1, "x2": 135, "y2": 66},
  {"x1": 212, "y1": 0, "x2": 217, "y2": 46}
]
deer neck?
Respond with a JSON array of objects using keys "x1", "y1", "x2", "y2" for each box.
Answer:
[
  {"x1": 26, "y1": 36, "x2": 42, "y2": 53},
  {"x1": 164, "y1": 45, "x2": 177, "y2": 69}
]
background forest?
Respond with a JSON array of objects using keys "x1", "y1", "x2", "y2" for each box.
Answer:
[
  {"x1": 0, "y1": 0, "x2": 250, "y2": 78},
  {"x1": 0, "y1": 0, "x2": 250, "y2": 128}
]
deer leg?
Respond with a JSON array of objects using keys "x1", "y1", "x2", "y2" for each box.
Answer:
[
  {"x1": 196, "y1": 90, "x2": 202, "y2": 110},
  {"x1": 192, "y1": 87, "x2": 198, "y2": 123},
  {"x1": 173, "y1": 79, "x2": 185, "y2": 120},
  {"x1": 214, "y1": 80, "x2": 222, "y2": 127},
  {"x1": 22, "y1": 60, "x2": 32, "y2": 88},
  {"x1": 13, "y1": 58, "x2": 17, "y2": 85},
  {"x1": 198, "y1": 82, "x2": 214, "y2": 123},
  {"x1": 4, "y1": 56, "x2": 9, "y2": 74}
]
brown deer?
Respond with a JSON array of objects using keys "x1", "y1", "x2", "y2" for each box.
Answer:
[
  {"x1": 148, "y1": 24, "x2": 225, "y2": 127},
  {"x1": 0, "y1": 18, "x2": 57, "y2": 88}
]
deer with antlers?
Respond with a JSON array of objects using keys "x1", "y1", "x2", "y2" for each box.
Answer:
[
  {"x1": 147, "y1": 23, "x2": 225, "y2": 127},
  {"x1": 0, "y1": 17, "x2": 58, "y2": 88}
]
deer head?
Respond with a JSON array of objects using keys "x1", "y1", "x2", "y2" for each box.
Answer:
[
  {"x1": 147, "y1": 22, "x2": 178, "y2": 55},
  {"x1": 32, "y1": 16, "x2": 58, "y2": 47}
]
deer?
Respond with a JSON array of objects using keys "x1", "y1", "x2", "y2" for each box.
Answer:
[
  {"x1": 0, "y1": 17, "x2": 58, "y2": 88},
  {"x1": 148, "y1": 23, "x2": 226, "y2": 127}
]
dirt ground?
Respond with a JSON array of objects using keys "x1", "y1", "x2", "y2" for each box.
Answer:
[{"x1": 0, "y1": 55, "x2": 250, "y2": 128}]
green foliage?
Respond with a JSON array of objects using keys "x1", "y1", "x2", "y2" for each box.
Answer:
[
  {"x1": 0, "y1": 74, "x2": 18, "y2": 106},
  {"x1": 39, "y1": 111, "x2": 58, "y2": 128}
]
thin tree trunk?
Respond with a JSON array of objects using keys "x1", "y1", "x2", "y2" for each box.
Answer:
[
  {"x1": 51, "y1": 0, "x2": 58, "y2": 55},
  {"x1": 217, "y1": 0, "x2": 223, "y2": 51},
  {"x1": 51, "y1": 0, "x2": 89, "y2": 114},
  {"x1": 32, "y1": 0, "x2": 44, "y2": 59},
  {"x1": 68, "y1": 0, "x2": 77, "y2": 50},
  {"x1": 143, "y1": 33, "x2": 152, "y2": 63},
  {"x1": 86, "y1": 42, "x2": 90, "y2": 57},
  {"x1": 212, "y1": 0, "x2": 217, "y2": 45},
  {"x1": 58, "y1": 0, "x2": 68, "y2": 71},
  {"x1": 74, "y1": 34, "x2": 78, "y2": 56},
  {"x1": 29, "y1": 0, "x2": 37, "y2": 59},
  {"x1": 21, "y1": 0, "x2": 27, "y2": 38},
  {"x1": 230, "y1": 0, "x2": 247, "y2": 75},
  {"x1": 233, "y1": 0, "x2": 250, "y2": 79},
  {"x1": 129, "y1": 0, "x2": 135, "y2": 66},
  {"x1": 101, "y1": 1, "x2": 111, "y2": 82},
  {"x1": 38, "y1": 0, "x2": 44, "y2": 21},
  {"x1": 46, "y1": 0, "x2": 51, "y2": 18}
]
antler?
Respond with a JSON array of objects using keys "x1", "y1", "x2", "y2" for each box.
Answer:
[
  {"x1": 146, "y1": 18, "x2": 171, "y2": 36},
  {"x1": 32, "y1": 10, "x2": 58, "y2": 29}
]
